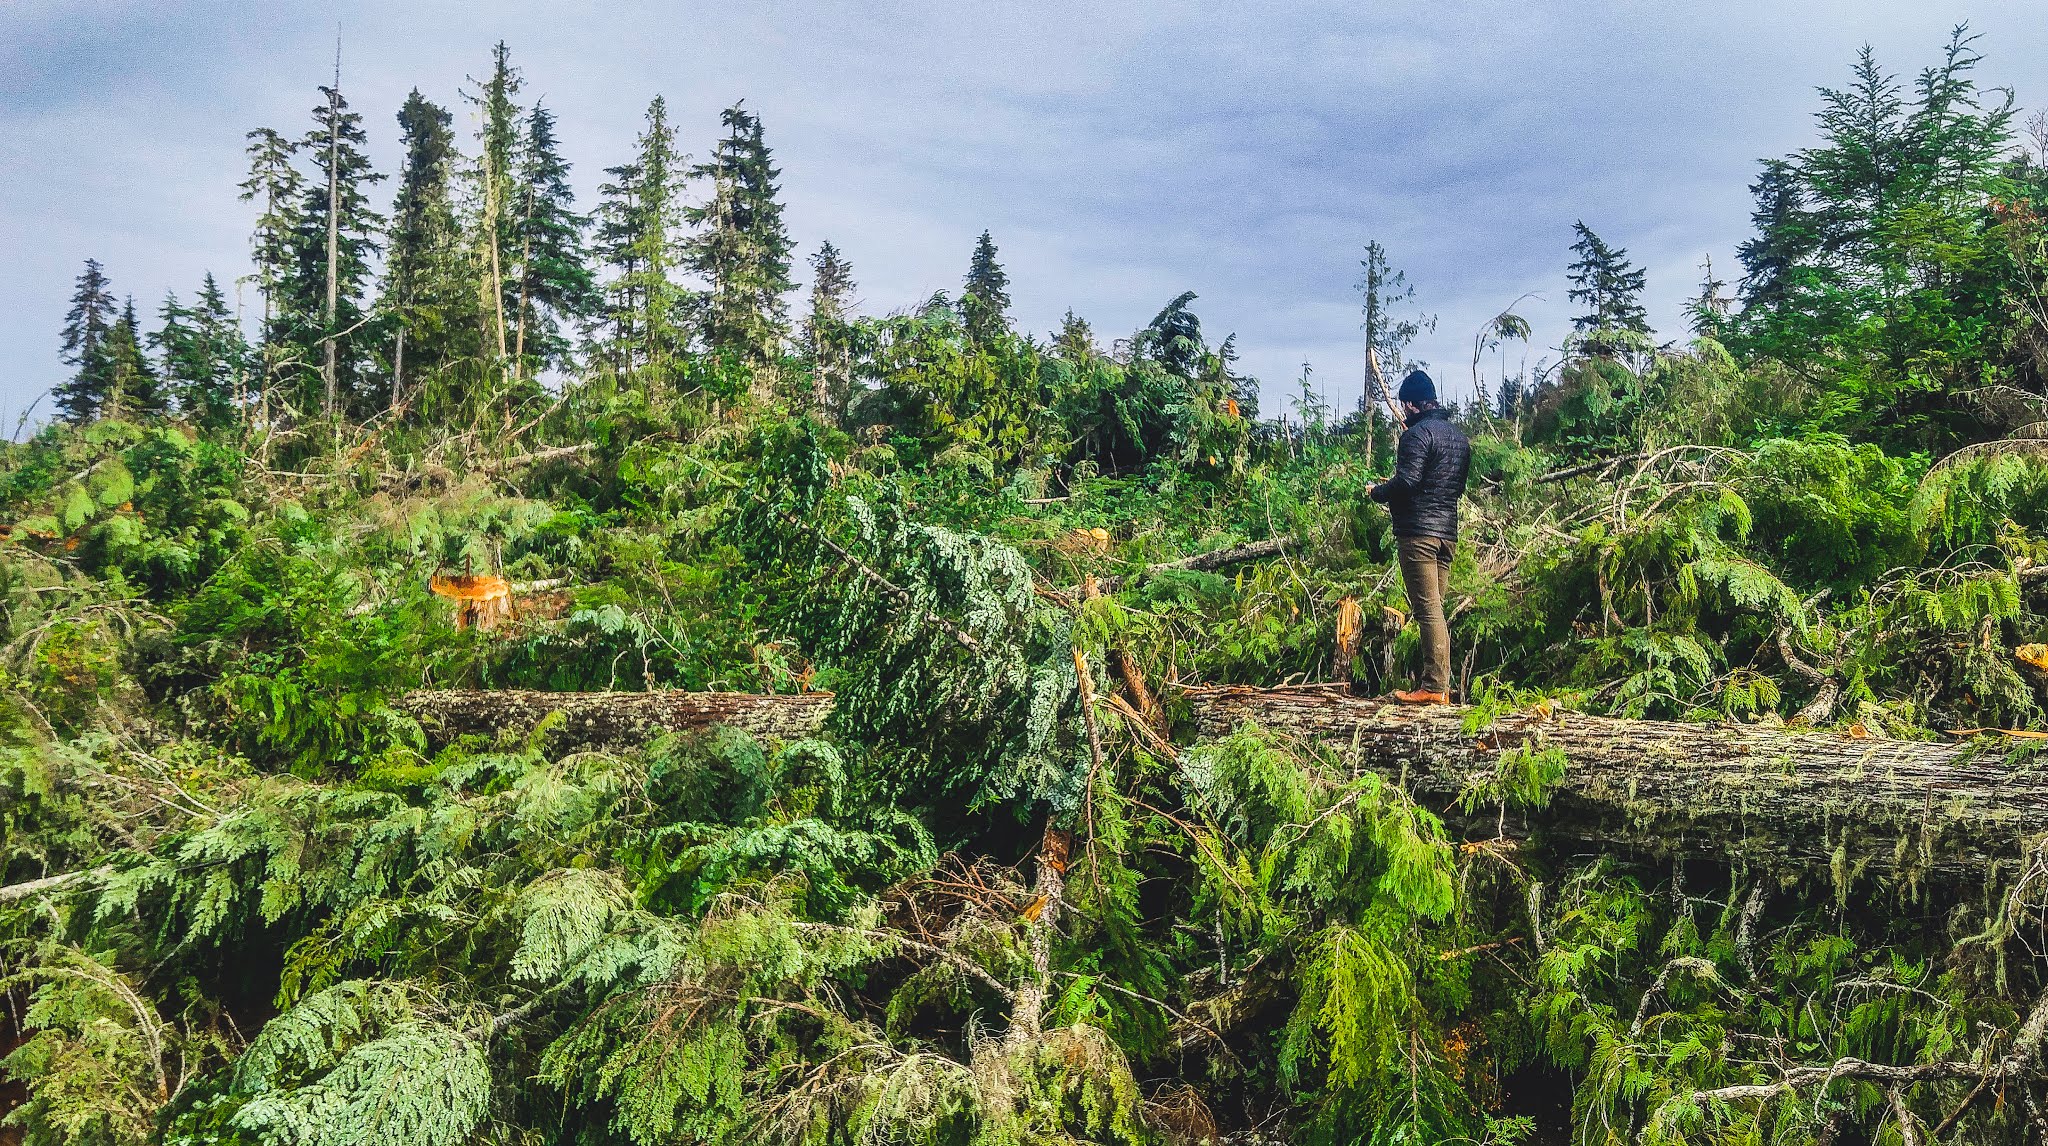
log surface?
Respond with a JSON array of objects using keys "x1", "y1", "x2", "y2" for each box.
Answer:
[
  {"x1": 1185, "y1": 684, "x2": 2047, "y2": 873},
  {"x1": 398, "y1": 689, "x2": 834, "y2": 748}
]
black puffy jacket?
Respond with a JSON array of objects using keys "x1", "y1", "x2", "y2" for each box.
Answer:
[{"x1": 1369, "y1": 407, "x2": 1470, "y2": 540}]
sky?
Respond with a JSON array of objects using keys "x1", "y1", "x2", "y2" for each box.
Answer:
[{"x1": 4, "y1": 0, "x2": 2047, "y2": 427}]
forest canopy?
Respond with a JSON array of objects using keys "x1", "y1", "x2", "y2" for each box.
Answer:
[{"x1": 5, "y1": 26, "x2": 2048, "y2": 1146}]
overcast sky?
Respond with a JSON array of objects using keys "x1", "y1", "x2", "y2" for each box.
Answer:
[{"x1": 5, "y1": 1, "x2": 2046, "y2": 426}]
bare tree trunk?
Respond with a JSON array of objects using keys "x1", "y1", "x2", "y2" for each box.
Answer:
[
  {"x1": 390, "y1": 325, "x2": 405, "y2": 415},
  {"x1": 323, "y1": 80, "x2": 341, "y2": 426},
  {"x1": 512, "y1": 185, "x2": 534, "y2": 382},
  {"x1": 485, "y1": 151, "x2": 508, "y2": 367}
]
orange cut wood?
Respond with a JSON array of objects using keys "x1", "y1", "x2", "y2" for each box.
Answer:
[{"x1": 429, "y1": 573, "x2": 514, "y2": 630}]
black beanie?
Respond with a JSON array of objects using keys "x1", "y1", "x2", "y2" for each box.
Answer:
[{"x1": 1397, "y1": 368, "x2": 1436, "y2": 404}]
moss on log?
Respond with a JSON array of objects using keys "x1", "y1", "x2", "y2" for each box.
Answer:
[
  {"x1": 397, "y1": 689, "x2": 834, "y2": 749},
  {"x1": 1184, "y1": 684, "x2": 2047, "y2": 876}
]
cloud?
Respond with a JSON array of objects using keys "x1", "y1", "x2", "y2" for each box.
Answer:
[{"x1": 3, "y1": 0, "x2": 2045, "y2": 426}]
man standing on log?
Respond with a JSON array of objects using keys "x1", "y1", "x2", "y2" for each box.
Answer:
[{"x1": 1368, "y1": 369, "x2": 1470, "y2": 705}]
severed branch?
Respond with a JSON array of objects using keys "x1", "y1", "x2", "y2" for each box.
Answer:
[
  {"x1": 0, "y1": 866, "x2": 110, "y2": 905},
  {"x1": 1690, "y1": 983, "x2": 2048, "y2": 1108},
  {"x1": 796, "y1": 922, "x2": 1016, "y2": 1005},
  {"x1": 1092, "y1": 536, "x2": 1294, "y2": 594},
  {"x1": 1533, "y1": 452, "x2": 1649, "y2": 485}
]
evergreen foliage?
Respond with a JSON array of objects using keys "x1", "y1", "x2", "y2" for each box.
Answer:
[
  {"x1": 594, "y1": 97, "x2": 689, "y2": 389},
  {"x1": 802, "y1": 240, "x2": 858, "y2": 422},
  {"x1": 282, "y1": 83, "x2": 386, "y2": 419},
  {"x1": 509, "y1": 103, "x2": 597, "y2": 376},
  {"x1": 150, "y1": 276, "x2": 248, "y2": 430},
  {"x1": 13, "y1": 29, "x2": 2048, "y2": 1146},
  {"x1": 54, "y1": 260, "x2": 117, "y2": 424},
  {"x1": 382, "y1": 89, "x2": 473, "y2": 411},
  {"x1": 685, "y1": 101, "x2": 795, "y2": 384},
  {"x1": 1566, "y1": 221, "x2": 1652, "y2": 357},
  {"x1": 963, "y1": 230, "x2": 1013, "y2": 346}
]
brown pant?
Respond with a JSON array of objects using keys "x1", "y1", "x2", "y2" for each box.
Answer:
[{"x1": 1397, "y1": 535, "x2": 1454, "y2": 696}]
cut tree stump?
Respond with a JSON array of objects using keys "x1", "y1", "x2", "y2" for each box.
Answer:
[
  {"x1": 1185, "y1": 684, "x2": 2048, "y2": 875},
  {"x1": 397, "y1": 689, "x2": 833, "y2": 749}
]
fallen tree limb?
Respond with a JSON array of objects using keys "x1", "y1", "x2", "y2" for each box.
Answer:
[
  {"x1": 1688, "y1": 983, "x2": 2048, "y2": 1109},
  {"x1": 1184, "y1": 683, "x2": 2048, "y2": 874},
  {"x1": 1094, "y1": 536, "x2": 1293, "y2": 593},
  {"x1": 397, "y1": 689, "x2": 833, "y2": 749},
  {"x1": 0, "y1": 866, "x2": 110, "y2": 904},
  {"x1": 1533, "y1": 452, "x2": 1648, "y2": 485}
]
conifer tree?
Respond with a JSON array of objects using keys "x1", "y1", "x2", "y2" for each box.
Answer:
[
  {"x1": 238, "y1": 127, "x2": 305, "y2": 406},
  {"x1": 509, "y1": 103, "x2": 596, "y2": 376},
  {"x1": 149, "y1": 278, "x2": 245, "y2": 429},
  {"x1": 1686, "y1": 255, "x2": 1732, "y2": 337},
  {"x1": 154, "y1": 275, "x2": 248, "y2": 429},
  {"x1": 382, "y1": 89, "x2": 472, "y2": 409},
  {"x1": 466, "y1": 42, "x2": 523, "y2": 365},
  {"x1": 1735, "y1": 158, "x2": 1814, "y2": 315},
  {"x1": 55, "y1": 259, "x2": 117, "y2": 423},
  {"x1": 962, "y1": 230, "x2": 1012, "y2": 346},
  {"x1": 1565, "y1": 221, "x2": 1650, "y2": 355},
  {"x1": 104, "y1": 297, "x2": 167, "y2": 419},
  {"x1": 594, "y1": 97, "x2": 687, "y2": 385},
  {"x1": 1140, "y1": 291, "x2": 1205, "y2": 378},
  {"x1": 1053, "y1": 310, "x2": 1096, "y2": 361},
  {"x1": 286, "y1": 81, "x2": 385, "y2": 419},
  {"x1": 801, "y1": 241, "x2": 857, "y2": 421},
  {"x1": 685, "y1": 102, "x2": 794, "y2": 385}
]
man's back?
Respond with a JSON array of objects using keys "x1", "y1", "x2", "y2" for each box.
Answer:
[{"x1": 1371, "y1": 407, "x2": 1471, "y2": 540}]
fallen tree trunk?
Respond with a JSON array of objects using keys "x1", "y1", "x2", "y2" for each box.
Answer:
[
  {"x1": 1185, "y1": 684, "x2": 2045, "y2": 875},
  {"x1": 397, "y1": 689, "x2": 833, "y2": 749},
  {"x1": 395, "y1": 684, "x2": 2044, "y2": 875}
]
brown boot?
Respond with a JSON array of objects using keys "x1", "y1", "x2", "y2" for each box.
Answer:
[{"x1": 1391, "y1": 688, "x2": 1450, "y2": 706}]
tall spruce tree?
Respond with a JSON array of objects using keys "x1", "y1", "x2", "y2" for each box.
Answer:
[
  {"x1": 238, "y1": 128, "x2": 303, "y2": 403},
  {"x1": 153, "y1": 275, "x2": 248, "y2": 429},
  {"x1": 802, "y1": 240, "x2": 857, "y2": 421},
  {"x1": 962, "y1": 230, "x2": 1012, "y2": 346},
  {"x1": 382, "y1": 89, "x2": 473, "y2": 410},
  {"x1": 509, "y1": 103, "x2": 596, "y2": 375},
  {"x1": 55, "y1": 259, "x2": 117, "y2": 423},
  {"x1": 287, "y1": 81, "x2": 385, "y2": 419},
  {"x1": 1566, "y1": 221, "x2": 1650, "y2": 355},
  {"x1": 594, "y1": 97, "x2": 687, "y2": 385},
  {"x1": 685, "y1": 101, "x2": 794, "y2": 385},
  {"x1": 467, "y1": 42, "x2": 524, "y2": 365}
]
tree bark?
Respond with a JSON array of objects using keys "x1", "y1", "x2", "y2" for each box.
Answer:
[
  {"x1": 1184, "y1": 684, "x2": 2044, "y2": 875},
  {"x1": 397, "y1": 689, "x2": 833, "y2": 749}
]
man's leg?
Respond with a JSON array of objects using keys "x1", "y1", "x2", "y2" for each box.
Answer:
[
  {"x1": 1430, "y1": 538, "x2": 1454, "y2": 697},
  {"x1": 1397, "y1": 536, "x2": 1450, "y2": 697}
]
